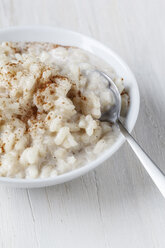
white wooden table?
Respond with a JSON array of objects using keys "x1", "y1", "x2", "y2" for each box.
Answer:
[{"x1": 0, "y1": 0, "x2": 165, "y2": 247}]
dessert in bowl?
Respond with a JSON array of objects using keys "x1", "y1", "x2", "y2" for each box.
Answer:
[{"x1": 0, "y1": 27, "x2": 140, "y2": 187}]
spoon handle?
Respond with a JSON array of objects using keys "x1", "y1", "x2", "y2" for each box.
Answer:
[{"x1": 118, "y1": 120, "x2": 165, "y2": 198}]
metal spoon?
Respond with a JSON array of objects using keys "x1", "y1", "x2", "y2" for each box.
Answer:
[{"x1": 97, "y1": 70, "x2": 165, "y2": 198}]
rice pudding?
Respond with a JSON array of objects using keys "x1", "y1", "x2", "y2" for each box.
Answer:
[{"x1": 0, "y1": 42, "x2": 129, "y2": 178}]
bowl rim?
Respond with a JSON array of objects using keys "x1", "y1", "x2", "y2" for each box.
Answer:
[{"x1": 0, "y1": 26, "x2": 140, "y2": 187}]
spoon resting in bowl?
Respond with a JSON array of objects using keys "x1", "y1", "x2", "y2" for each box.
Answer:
[{"x1": 96, "y1": 70, "x2": 165, "y2": 198}]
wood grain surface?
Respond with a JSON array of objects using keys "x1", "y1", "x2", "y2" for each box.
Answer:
[{"x1": 0, "y1": 0, "x2": 165, "y2": 247}]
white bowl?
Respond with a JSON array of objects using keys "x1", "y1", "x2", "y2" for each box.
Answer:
[{"x1": 0, "y1": 26, "x2": 140, "y2": 188}]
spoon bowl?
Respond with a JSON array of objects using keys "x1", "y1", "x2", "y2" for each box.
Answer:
[{"x1": 95, "y1": 70, "x2": 122, "y2": 123}]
